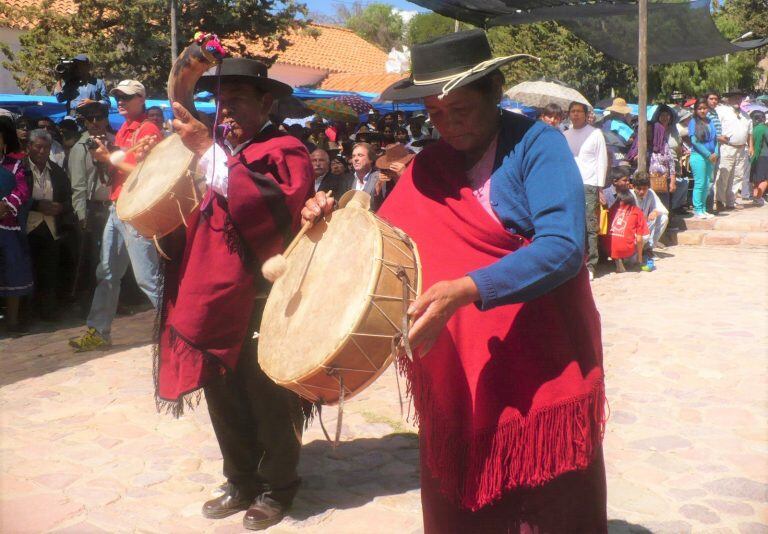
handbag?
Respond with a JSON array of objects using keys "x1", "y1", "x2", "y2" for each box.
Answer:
[
  {"x1": 650, "y1": 171, "x2": 669, "y2": 193},
  {"x1": 598, "y1": 205, "x2": 609, "y2": 236}
]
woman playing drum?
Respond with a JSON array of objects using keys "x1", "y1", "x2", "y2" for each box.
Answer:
[{"x1": 302, "y1": 30, "x2": 607, "y2": 533}]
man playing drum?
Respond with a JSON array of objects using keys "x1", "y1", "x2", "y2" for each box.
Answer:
[
  {"x1": 69, "y1": 80, "x2": 163, "y2": 352},
  {"x1": 160, "y1": 58, "x2": 313, "y2": 530},
  {"x1": 303, "y1": 30, "x2": 607, "y2": 532}
]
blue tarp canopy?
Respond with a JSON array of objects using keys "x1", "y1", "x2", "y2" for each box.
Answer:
[
  {"x1": 1, "y1": 87, "x2": 427, "y2": 130},
  {"x1": 0, "y1": 93, "x2": 217, "y2": 131}
]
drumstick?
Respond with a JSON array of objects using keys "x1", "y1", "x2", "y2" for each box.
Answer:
[
  {"x1": 108, "y1": 136, "x2": 156, "y2": 165},
  {"x1": 262, "y1": 192, "x2": 333, "y2": 283}
]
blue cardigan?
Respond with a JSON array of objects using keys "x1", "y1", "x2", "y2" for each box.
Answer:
[{"x1": 467, "y1": 111, "x2": 585, "y2": 309}]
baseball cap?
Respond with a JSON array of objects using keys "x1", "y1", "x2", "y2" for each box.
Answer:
[{"x1": 110, "y1": 80, "x2": 146, "y2": 98}]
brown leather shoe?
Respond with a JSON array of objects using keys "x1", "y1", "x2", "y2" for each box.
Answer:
[
  {"x1": 202, "y1": 483, "x2": 255, "y2": 519},
  {"x1": 243, "y1": 494, "x2": 287, "y2": 531}
]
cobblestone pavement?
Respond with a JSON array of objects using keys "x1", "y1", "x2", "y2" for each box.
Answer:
[{"x1": 1, "y1": 246, "x2": 766, "y2": 533}]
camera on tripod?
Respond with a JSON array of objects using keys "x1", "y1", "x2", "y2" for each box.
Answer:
[{"x1": 55, "y1": 57, "x2": 76, "y2": 80}]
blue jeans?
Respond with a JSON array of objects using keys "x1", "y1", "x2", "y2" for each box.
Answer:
[
  {"x1": 690, "y1": 153, "x2": 713, "y2": 214},
  {"x1": 86, "y1": 205, "x2": 160, "y2": 337}
]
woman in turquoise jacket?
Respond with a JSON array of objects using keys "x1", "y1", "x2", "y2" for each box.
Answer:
[{"x1": 689, "y1": 97, "x2": 719, "y2": 219}]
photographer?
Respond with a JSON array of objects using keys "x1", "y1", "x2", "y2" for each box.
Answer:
[
  {"x1": 53, "y1": 54, "x2": 110, "y2": 115},
  {"x1": 68, "y1": 79, "x2": 162, "y2": 352},
  {"x1": 68, "y1": 102, "x2": 113, "y2": 304}
]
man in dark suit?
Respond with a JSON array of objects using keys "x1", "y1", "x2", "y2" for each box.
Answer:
[
  {"x1": 25, "y1": 128, "x2": 77, "y2": 320},
  {"x1": 310, "y1": 148, "x2": 352, "y2": 199}
]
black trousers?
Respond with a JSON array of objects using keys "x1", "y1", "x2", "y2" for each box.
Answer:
[
  {"x1": 204, "y1": 331, "x2": 305, "y2": 506},
  {"x1": 27, "y1": 223, "x2": 61, "y2": 319}
]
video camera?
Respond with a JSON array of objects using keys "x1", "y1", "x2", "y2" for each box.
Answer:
[{"x1": 55, "y1": 57, "x2": 78, "y2": 80}]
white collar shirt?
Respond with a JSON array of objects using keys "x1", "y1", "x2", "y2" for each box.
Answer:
[
  {"x1": 198, "y1": 121, "x2": 272, "y2": 199},
  {"x1": 716, "y1": 106, "x2": 752, "y2": 146},
  {"x1": 28, "y1": 161, "x2": 58, "y2": 238}
]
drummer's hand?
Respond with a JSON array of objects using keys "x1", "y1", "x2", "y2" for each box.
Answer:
[
  {"x1": 133, "y1": 135, "x2": 157, "y2": 162},
  {"x1": 88, "y1": 137, "x2": 110, "y2": 164},
  {"x1": 407, "y1": 276, "x2": 480, "y2": 357},
  {"x1": 301, "y1": 191, "x2": 334, "y2": 226},
  {"x1": 172, "y1": 102, "x2": 213, "y2": 157}
]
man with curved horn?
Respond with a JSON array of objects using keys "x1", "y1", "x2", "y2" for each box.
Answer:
[
  {"x1": 161, "y1": 58, "x2": 313, "y2": 530},
  {"x1": 303, "y1": 30, "x2": 607, "y2": 532}
]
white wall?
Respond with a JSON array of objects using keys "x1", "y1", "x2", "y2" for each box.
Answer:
[
  {"x1": 268, "y1": 63, "x2": 326, "y2": 88},
  {"x1": 0, "y1": 27, "x2": 39, "y2": 94}
]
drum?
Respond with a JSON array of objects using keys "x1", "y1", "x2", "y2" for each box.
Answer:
[
  {"x1": 258, "y1": 196, "x2": 421, "y2": 405},
  {"x1": 116, "y1": 133, "x2": 202, "y2": 240}
]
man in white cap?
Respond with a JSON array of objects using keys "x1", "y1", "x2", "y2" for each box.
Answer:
[{"x1": 69, "y1": 79, "x2": 163, "y2": 352}]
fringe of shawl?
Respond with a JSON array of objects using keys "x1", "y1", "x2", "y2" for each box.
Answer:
[{"x1": 396, "y1": 353, "x2": 606, "y2": 512}]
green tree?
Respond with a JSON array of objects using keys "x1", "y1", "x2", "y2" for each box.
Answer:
[
  {"x1": 487, "y1": 22, "x2": 637, "y2": 105},
  {"x1": 0, "y1": 0, "x2": 307, "y2": 96},
  {"x1": 338, "y1": 2, "x2": 404, "y2": 51},
  {"x1": 406, "y1": 12, "x2": 471, "y2": 46}
]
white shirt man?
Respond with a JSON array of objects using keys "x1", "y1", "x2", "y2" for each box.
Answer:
[
  {"x1": 563, "y1": 123, "x2": 608, "y2": 188},
  {"x1": 716, "y1": 97, "x2": 753, "y2": 206},
  {"x1": 563, "y1": 103, "x2": 608, "y2": 280}
]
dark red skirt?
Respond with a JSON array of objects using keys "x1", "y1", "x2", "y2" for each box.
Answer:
[{"x1": 420, "y1": 444, "x2": 607, "y2": 534}]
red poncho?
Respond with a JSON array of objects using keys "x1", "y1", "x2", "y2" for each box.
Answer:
[
  {"x1": 156, "y1": 129, "x2": 312, "y2": 412},
  {"x1": 378, "y1": 143, "x2": 605, "y2": 511}
]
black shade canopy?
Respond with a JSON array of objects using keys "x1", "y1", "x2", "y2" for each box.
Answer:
[{"x1": 408, "y1": 0, "x2": 767, "y2": 65}]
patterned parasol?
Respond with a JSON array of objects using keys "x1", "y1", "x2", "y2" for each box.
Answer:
[
  {"x1": 304, "y1": 98, "x2": 360, "y2": 123},
  {"x1": 331, "y1": 95, "x2": 374, "y2": 115},
  {"x1": 505, "y1": 80, "x2": 591, "y2": 110}
]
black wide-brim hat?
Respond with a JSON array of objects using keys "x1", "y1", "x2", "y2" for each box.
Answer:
[
  {"x1": 197, "y1": 58, "x2": 293, "y2": 99},
  {"x1": 381, "y1": 29, "x2": 537, "y2": 102}
]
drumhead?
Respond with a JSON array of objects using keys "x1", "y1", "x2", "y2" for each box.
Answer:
[
  {"x1": 116, "y1": 133, "x2": 194, "y2": 219},
  {"x1": 259, "y1": 208, "x2": 381, "y2": 383}
]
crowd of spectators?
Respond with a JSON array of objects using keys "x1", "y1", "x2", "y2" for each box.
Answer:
[
  {"x1": 543, "y1": 90, "x2": 767, "y2": 277},
  {"x1": 2, "y1": 71, "x2": 767, "y2": 336}
]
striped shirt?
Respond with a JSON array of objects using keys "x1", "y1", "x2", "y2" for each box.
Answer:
[{"x1": 707, "y1": 109, "x2": 722, "y2": 136}]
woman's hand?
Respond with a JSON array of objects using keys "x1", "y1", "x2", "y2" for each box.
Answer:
[
  {"x1": 669, "y1": 178, "x2": 677, "y2": 193},
  {"x1": 709, "y1": 153, "x2": 718, "y2": 164},
  {"x1": 0, "y1": 202, "x2": 9, "y2": 218},
  {"x1": 300, "y1": 191, "x2": 334, "y2": 226},
  {"x1": 407, "y1": 276, "x2": 480, "y2": 356}
]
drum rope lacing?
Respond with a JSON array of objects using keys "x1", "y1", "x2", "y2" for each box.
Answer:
[{"x1": 316, "y1": 266, "x2": 416, "y2": 449}]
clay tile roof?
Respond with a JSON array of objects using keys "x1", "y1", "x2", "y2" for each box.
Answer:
[
  {"x1": 1, "y1": 0, "x2": 78, "y2": 29},
  {"x1": 319, "y1": 72, "x2": 407, "y2": 94},
  {"x1": 238, "y1": 23, "x2": 389, "y2": 74}
]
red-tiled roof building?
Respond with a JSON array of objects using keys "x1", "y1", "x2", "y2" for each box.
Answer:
[
  {"x1": 1, "y1": 2, "x2": 405, "y2": 94},
  {"x1": 233, "y1": 24, "x2": 406, "y2": 93}
]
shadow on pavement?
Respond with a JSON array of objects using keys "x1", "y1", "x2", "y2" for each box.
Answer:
[
  {"x1": 289, "y1": 432, "x2": 420, "y2": 520},
  {"x1": 608, "y1": 519, "x2": 653, "y2": 533}
]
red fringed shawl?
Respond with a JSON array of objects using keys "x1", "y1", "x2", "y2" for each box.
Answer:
[
  {"x1": 156, "y1": 129, "x2": 312, "y2": 413},
  {"x1": 378, "y1": 143, "x2": 605, "y2": 511}
]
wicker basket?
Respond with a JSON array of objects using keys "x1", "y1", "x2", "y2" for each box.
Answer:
[{"x1": 650, "y1": 172, "x2": 669, "y2": 193}]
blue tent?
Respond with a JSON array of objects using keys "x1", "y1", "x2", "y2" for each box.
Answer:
[{"x1": 0, "y1": 93, "x2": 217, "y2": 131}]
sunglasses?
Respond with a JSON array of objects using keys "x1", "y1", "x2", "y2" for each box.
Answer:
[
  {"x1": 115, "y1": 93, "x2": 138, "y2": 102},
  {"x1": 83, "y1": 115, "x2": 107, "y2": 121}
]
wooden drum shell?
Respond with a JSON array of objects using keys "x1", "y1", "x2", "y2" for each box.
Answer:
[
  {"x1": 258, "y1": 207, "x2": 421, "y2": 405},
  {"x1": 116, "y1": 133, "x2": 201, "y2": 239}
]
